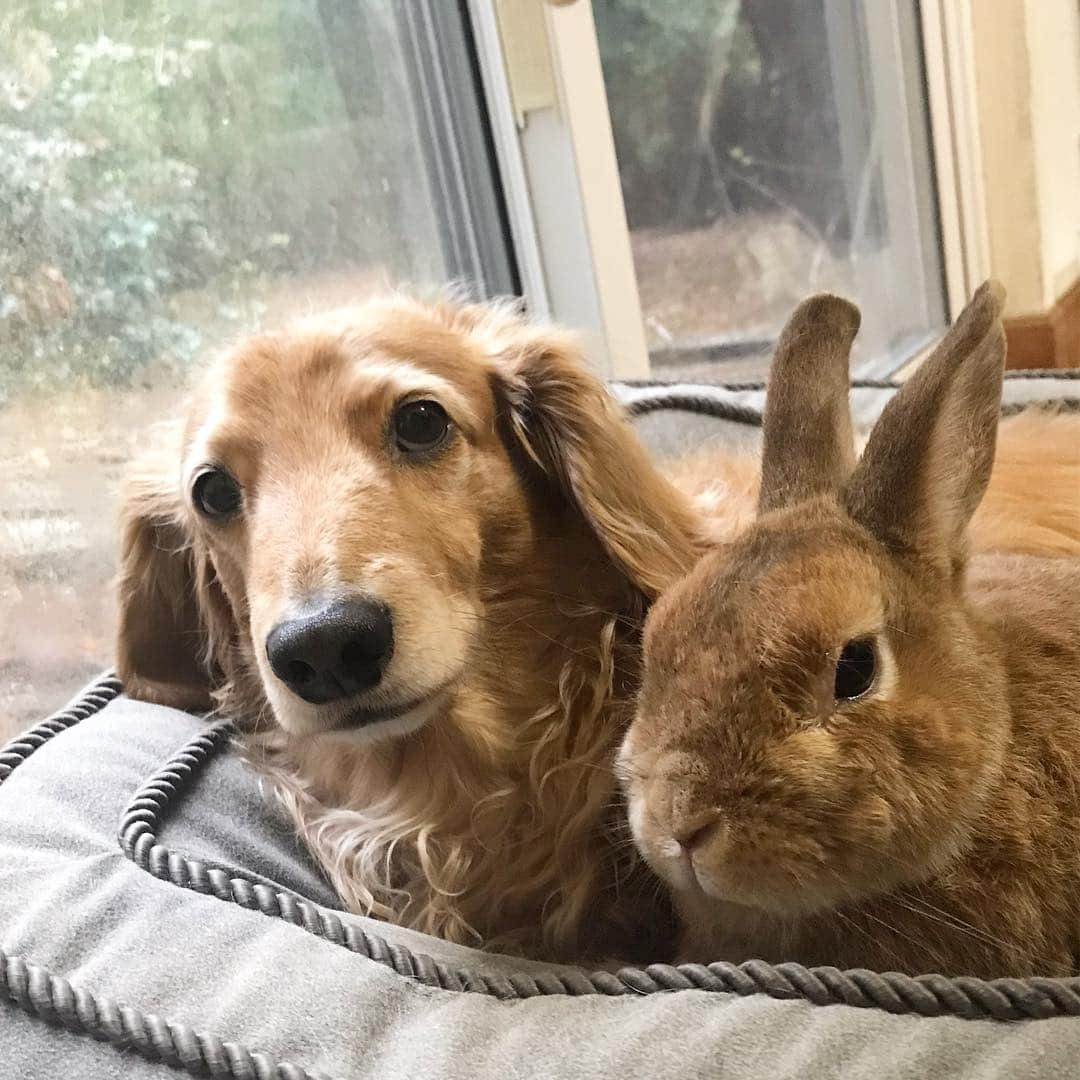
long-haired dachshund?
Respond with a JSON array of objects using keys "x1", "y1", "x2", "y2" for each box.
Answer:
[{"x1": 116, "y1": 294, "x2": 1080, "y2": 962}]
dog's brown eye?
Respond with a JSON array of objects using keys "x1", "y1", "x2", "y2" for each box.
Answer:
[
  {"x1": 394, "y1": 400, "x2": 450, "y2": 453},
  {"x1": 835, "y1": 638, "x2": 876, "y2": 700},
  {"x1": 193, "y1": 468, "x2": 242, "y2": 520}
]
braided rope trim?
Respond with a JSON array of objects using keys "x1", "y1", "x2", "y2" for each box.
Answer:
[
  {"x1": 619, "y1": 370, "x2": 1080, "y2": 391},
  {"x1": 109, "y1": 706, "x2": 1080, "y2": 1021},
  {"x1": 0, "y1": 951, "x2": 334, "y2": 1080},
  {"x1": 620, "y1": 387, "x2": 1080, "y2": 425},
  {"x1": 0, "y1": 671, "x2": 122, "y2": 783},
  {"x1": 624, "y1": 393, "x2": 764, "y2": 425},
  {"x1": 0, "y1": 675, "x2": 337, "y2": 1079},
  {"x1": 0, "y1": 669, "x2": 123, "y2": 781}
]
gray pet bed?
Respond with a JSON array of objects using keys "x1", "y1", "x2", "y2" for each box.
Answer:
[{"x1": 2, "y1": 373, "x2": 1079, "y2": 1080}]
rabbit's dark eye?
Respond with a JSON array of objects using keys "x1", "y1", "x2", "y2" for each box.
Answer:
[
  {"x1": 835, "y1": 638, "x2": 876, "y2": 700},
  {"x1": 193, "y1": 468, "x2": 242, "y2": 521}
]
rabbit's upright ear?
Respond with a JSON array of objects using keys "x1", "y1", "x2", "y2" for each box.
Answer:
[
  {"x1": 758, "y1": 295, "x2": 861, "y2": 514},
  {"x1": 844, "y1": 280, "x2": 1007, "y2": 569}
]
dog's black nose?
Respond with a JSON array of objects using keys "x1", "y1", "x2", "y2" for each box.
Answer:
[{"x1": 266, "y1": 597, "x2": 394, "y2": 704}]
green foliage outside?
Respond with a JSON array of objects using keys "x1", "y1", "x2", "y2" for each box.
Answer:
[
  {"x1": 0, "y1": 0, "x2": 427, "y2": 401},
  {"x1": 595, "y1": 0, "x2": 846, "y2": 236}
]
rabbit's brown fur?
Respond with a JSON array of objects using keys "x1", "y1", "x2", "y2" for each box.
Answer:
[{"x1": 621, "y1": 283, "x2": 1080, "y2": 978}]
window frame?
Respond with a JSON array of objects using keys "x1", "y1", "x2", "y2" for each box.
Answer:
[
  {"x1": 918, "y1": 0, "x2": 992, "y2": 319},
  {"x1": 471, "y1": 0, "x2": 968, "y2": 381},
  {"x1": 467, "y1": 0, "x2": 649, "y2": 379},
  {"x1": 396, "y1": 0, "x2": 521, "y2": 300}
]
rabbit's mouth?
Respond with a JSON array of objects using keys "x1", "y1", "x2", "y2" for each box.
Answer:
[
  {"x1": 685, "y1": 860, "x2": 834, "y2": 916},
  {"x1": 632, "y1": 807, "x2": 862, "y2": 917},
  {"x1": 686, "y1": 839, "x2": 914, "y2": 919},
  {"x1": 625, "y1": 780, "x2": 879, "y2": 916},
  {"x1": 628, "y1": 798, "x2": 798, "y2": 912}
]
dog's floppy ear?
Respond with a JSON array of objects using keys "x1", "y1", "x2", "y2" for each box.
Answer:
[
  {"x1": 844, "y1": 280, "x2": 1007, "y2": 569},
  {"x1": 758, "y1": 294, "x2": 861, "y2": 515},
  {"x1": 490, "y1": 324, "x2": 702, "y2": 598},
  {"x1": 115, "y1": 429, "x2": 228, "y2": 711}
]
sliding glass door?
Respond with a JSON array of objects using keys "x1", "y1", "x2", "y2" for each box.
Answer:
[{"x1": 593, "y1": 0, "x2": 947, "y2": 376}]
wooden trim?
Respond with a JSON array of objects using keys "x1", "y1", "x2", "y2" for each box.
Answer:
[
  {"x1": 1004, "y1": 274, "x2": 1080, "y2": 369},
  {"x1": 1049, "y1": 274, "x2": 1080, "y2": 368},
  {"x1": 483, "y1": 0, "x2": 648, "y2": 379},
  {"x1": 468, "y1": 0, "x2": 552, "y2": 320},
  {"x1": 1004, "y1": 313, "x2": 1056, "y2": 369},
  {"x1": 541, "y1": 0, "x2": 649, "y2": 379}
]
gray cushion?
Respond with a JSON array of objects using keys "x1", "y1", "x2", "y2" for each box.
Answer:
[
  {"x1": 3, "y1": 373, "x2": 1080, "y2": 1079},
  {"x1": 618, "y1": 370, "x2": 1080, "y2": 459},
  {"x1": 5, "y1": 682, "x2": 1080, "y2": 1080}
]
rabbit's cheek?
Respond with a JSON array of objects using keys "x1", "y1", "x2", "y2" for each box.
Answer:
[
  {"x1": 614, "y1": 726, "x2": 655, "y2": 791},
  {"x1": 854, "y1": 793, "x2": 895, "y2": 846}
]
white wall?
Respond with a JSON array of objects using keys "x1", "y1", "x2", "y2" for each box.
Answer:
[
  {"x1": 1024, "y1": 0, "x2": 1080, "y2": 304},
  {"x1": 970, "y1": 0, "x2": 1080, "y2": 315}
]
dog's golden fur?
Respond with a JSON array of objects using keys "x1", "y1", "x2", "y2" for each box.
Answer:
[
  {"x1": 116, "y1": 293, "x2": 1080, "y2": 963},
  {"x1": 117, "y1": 296, "x2": 702, "y2": 961}
]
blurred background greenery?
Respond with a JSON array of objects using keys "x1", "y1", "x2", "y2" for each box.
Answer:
[
  {"x1": 597, "y1": 0, "x2": 842, "y2": 237},
  {"x1": 0, "y1": 0, "x2": 448, "y2": 733},
  {"x1": 0, "y1": 0, "x2": 440, "y2": 400}
]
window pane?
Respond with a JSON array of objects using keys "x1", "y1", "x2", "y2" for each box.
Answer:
[
  {"x1": 594, "y1": 0, "x2": 947, "y2": 377},
  {"x1": 0, "y1": 0, "x2": 507, "y2": 735}
]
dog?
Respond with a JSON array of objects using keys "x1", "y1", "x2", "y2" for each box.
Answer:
[{"x1": 116, "y1": 294, "x2": 1080, "y2": 962}]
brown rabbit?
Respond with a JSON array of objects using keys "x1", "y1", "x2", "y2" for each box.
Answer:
[{"x1": 619, "y1": 282, "x2": 1080, "y2": 978}]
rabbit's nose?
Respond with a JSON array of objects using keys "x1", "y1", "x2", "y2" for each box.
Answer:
[{"x1": 672, "y1": 811, "x2": 725, "y2": 853}]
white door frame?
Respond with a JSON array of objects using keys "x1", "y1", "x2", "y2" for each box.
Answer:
[
  {"x1": 919, "y1": 0, "x2": 992, "y2": 318},
  {"x1": 466, "y1": 0, "x2": 649, "y2": 380}
]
